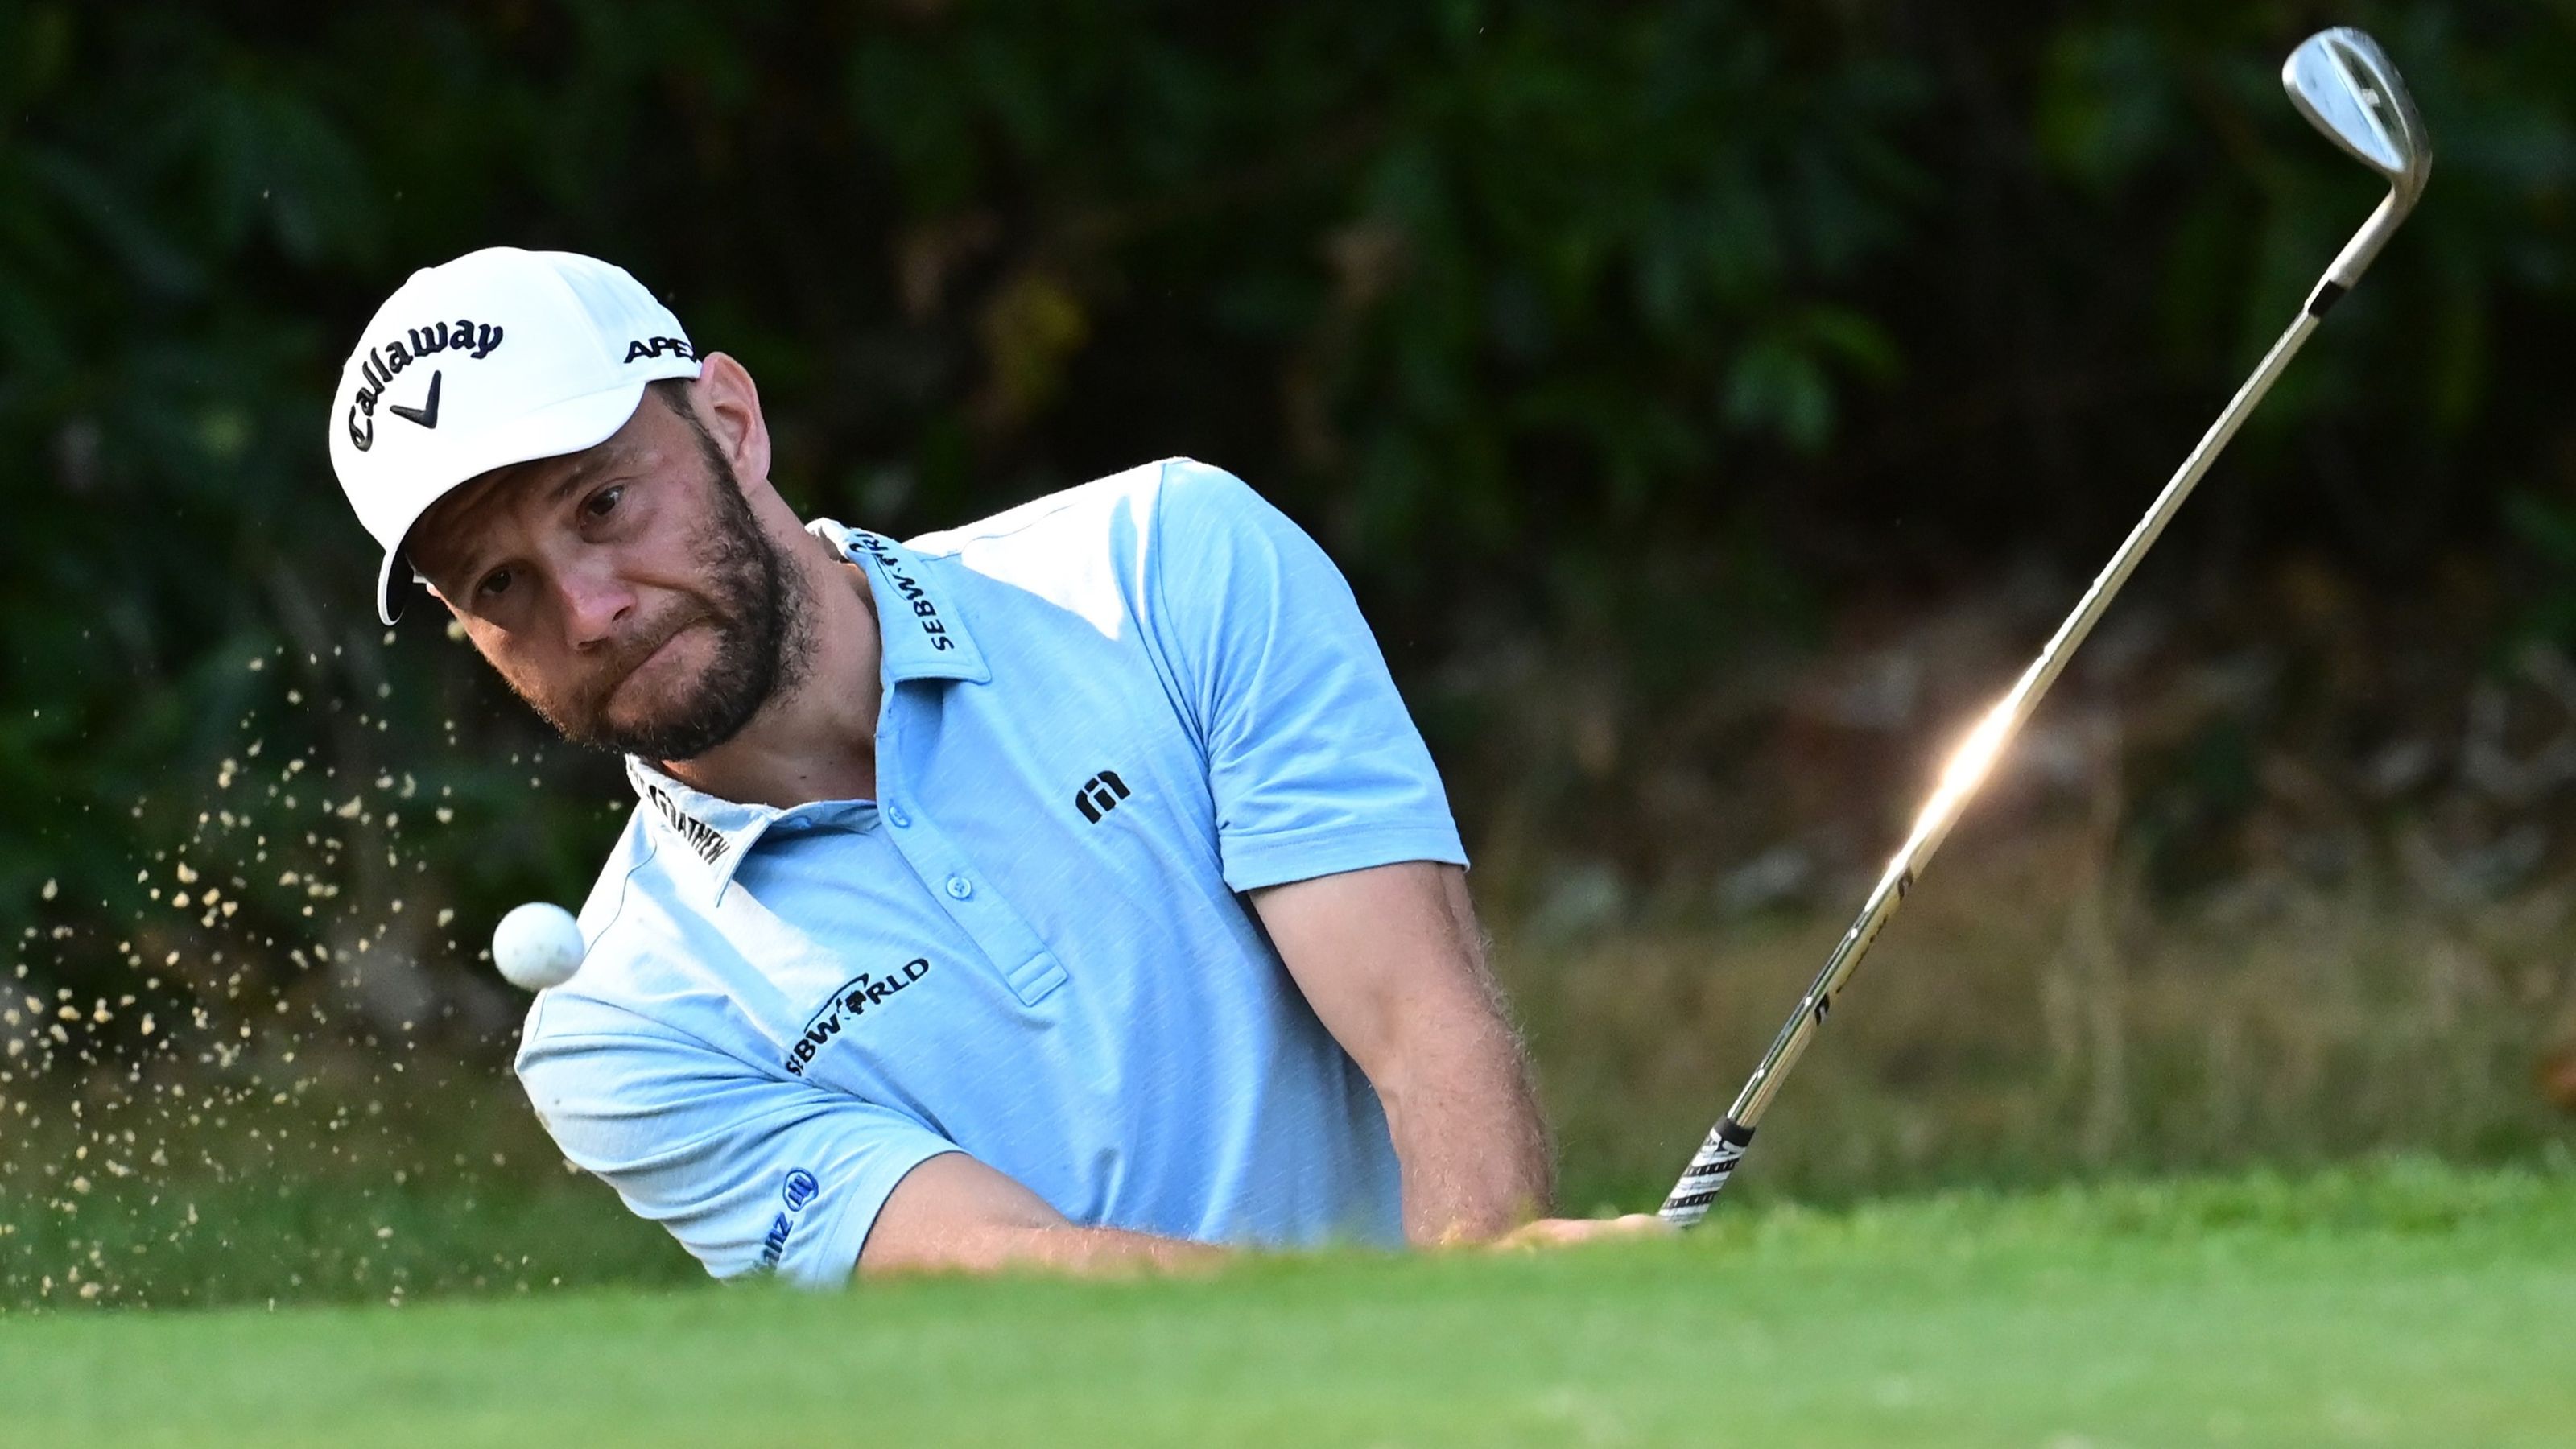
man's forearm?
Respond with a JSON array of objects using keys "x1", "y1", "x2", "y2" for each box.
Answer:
[
  {"x1": 860, "y1": 1220, "x2": 1224, "y2": 1277},
  {"x1": 859, "y1": 1150, "x2": 1224, "y2": 1277},
  {"x1": 1375, "y1": 994, "x2": 1555, "y2": 1242},
  {"x1": 1252, "y1": 861, "x2": 1558, "y2": 1243}
]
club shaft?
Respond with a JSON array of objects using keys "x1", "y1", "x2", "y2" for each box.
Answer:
[{"x1": 1658, "y1": 288, "x2": 2343, "y2": 1228}]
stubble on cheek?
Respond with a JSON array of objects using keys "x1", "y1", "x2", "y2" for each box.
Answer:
[
  {"x1": 482, "y1": 598, "x2": 710, "y2": 745},
  {"x1": 485, "y1": 646, "x2": 597, "y2": 743},
  {"x1": 590, "y1": 612, "x2": 716, "y2": 732}
]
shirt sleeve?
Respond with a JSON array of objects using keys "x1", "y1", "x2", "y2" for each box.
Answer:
[
  {"x1": 1144, "y1": 458, "x2": 1468, "y2": 892},
  {"x1": 516, "y1": 998, "x2": 960, "y2": 1288}
]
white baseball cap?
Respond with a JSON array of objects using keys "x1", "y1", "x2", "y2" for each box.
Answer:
[{"x1": 326, "y1": 247, "x2": 705, "y2": 623}]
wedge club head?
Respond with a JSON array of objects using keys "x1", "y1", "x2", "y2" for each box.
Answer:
[{"x1": 2284, "y1": 27, "x2": 2432, "y2": 289}]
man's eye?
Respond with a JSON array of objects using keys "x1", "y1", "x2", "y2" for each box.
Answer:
[
  {"x1": 584, "y1": 485, "x2": 625, "y2": 519},
  {"x1": 477, "y1": 568, "x2": 513, "y2": 599}
]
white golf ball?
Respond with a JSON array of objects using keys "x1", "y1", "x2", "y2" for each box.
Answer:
[{"x1": 492, "y1": 902, "x2": 585, "y2": 991}]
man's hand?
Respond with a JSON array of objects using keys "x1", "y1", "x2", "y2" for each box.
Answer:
[
  {"x1": 1251, "y1": 861, "x2": 1556, "y2": 1244},
  {"x1": 1489, "y1": 1214, "x2": 1674, "y2": 1250}
]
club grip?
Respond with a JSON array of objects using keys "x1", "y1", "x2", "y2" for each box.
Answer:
[{"x1": 1656, "y1": 1117, "x2": 1756, "y2": 1228}]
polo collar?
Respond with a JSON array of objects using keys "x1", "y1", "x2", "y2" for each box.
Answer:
[
  {"x1": 624, "y1": 756, "x2": 777, "y2": 897},
  {"x1": 809, "y1": 518, "x2": 991, "y2": 686},
  {"x1": 619, "y1": 522, "x2": 985, "y2": 896}
]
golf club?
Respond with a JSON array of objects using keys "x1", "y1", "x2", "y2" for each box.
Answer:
[{"x1": 1657, "y1": 27, "x2": 2433, "y2": 1228}]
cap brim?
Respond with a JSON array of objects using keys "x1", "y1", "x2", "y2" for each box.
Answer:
[{"x1": 374, "y1": 378, "x2": 657, "y2": 625}]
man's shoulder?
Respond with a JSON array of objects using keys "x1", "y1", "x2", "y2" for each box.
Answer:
[
  {"x1": 514, "y1": 814, "x2": 734, "y2": 1062},
  {"x1": 897, "y1": 459, "x2": 1290, "y2": 649},
  {"x1": 903, "y1": 456, "x2": 1261, "y2": 564}
]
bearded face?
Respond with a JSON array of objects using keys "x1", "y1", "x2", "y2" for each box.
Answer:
[
  {"x1": 525, "y1": 440, "x2": 814, "y2": 760},
  {"x1": 411, "y1": 382, "x2": 819, "y2": 764}
]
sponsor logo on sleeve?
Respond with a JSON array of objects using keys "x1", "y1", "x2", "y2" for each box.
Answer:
[
  {"x1": 782, "y1": 1169, "x2": 821, "y2": 1212},
  {"x1": 782, "y1": 958, "x2": 933, "y2": 1077},
  {"x1": 755, "y1": 1167, "x2": 822, "y2": 1273}
]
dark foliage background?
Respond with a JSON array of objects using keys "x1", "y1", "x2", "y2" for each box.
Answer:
[{"x1": 5, "y1": 1, "x2": 2575, "y2": 1222}]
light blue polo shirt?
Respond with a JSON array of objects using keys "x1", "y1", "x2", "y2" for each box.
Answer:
[{"x1": 514, "y1": 458, "x2": 1467, "y2": 1286}]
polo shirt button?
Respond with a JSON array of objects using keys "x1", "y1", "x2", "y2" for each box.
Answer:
[
  {"x1": 943, "y1": 874, "x2": 973, "y2": 900},
  {"x1": 886, "y1": 805, "x2": 911, "y2": 828}
]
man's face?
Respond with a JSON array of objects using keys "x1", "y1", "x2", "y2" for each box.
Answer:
[{"x1": 409, "y1": 387, "x2": 812, "y2": 761}]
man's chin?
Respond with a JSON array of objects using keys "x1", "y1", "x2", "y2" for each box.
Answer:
[
  {"x1": 594, "y1": 695, "x2": 737, "y2": 762},
  {"x1": 548, "y1": 612, "x2": 781, "y2": 760},
  {"x1": 574, "y1": 705, "x2": 743, "y2": 762},
  {"x1": 587, "y1": 671, "x2": 770, "y2": 762}
]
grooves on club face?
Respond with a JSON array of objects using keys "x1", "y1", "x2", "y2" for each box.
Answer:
[{"x1": 2285, "y1": 27, "x2": 2431, "y2": 202}]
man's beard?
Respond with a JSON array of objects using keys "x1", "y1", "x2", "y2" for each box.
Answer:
[{"x1": 534, "y1": 446, "x2": 816, "y2": 762}]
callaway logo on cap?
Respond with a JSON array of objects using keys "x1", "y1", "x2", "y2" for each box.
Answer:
[{"x1": 326, "y1": 247, "x2": 704, "y2": 624}]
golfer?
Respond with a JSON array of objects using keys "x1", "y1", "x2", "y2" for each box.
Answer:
[{"x1": 328, "y1": 248, "x2": 1654, "y2": 1283}]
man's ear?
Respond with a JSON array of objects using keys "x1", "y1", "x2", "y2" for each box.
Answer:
[{"x1": 691, "y1": 352, "x2": 772, "y2": 496}]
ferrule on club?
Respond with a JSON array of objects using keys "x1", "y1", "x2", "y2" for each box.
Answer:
[{"x1": 2322, "y1": 191, "x2": 2413, "y2": 295}]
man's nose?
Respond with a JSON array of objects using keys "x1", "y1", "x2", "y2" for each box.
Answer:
[{"x1": 554, "y1": 558, "x2": 636, "y2": 647}]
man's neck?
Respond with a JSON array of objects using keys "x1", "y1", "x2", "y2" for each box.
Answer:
[{"x1": 656, "y1": 534, "x2": 885, "y2": 810}]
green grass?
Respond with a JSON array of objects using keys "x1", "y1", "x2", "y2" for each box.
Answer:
[{"x1": 6, "y1": 1158, "x2": 2574, "y2": 1447}]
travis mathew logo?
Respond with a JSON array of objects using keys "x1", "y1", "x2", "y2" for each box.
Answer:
[
  {"x1": 645, "y1": 785, "x2": 729, "y2": 864},
  {"x1": 782, "y1": 959, "x2": 932, "y2": 1077},
  {"x1": 1074, "y1": 769, "x2": 1131, "y2": 823},
  {"x1": 345, "y1": 318, "x2": 505, "y2": 453}
]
